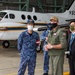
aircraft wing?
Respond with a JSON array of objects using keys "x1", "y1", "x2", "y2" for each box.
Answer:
[
  {"x1": 33, "y1": 23, "x2": 69, "y2": 31},
  {"x1": 66, "y1": 19, "x2": 75, "y2": 22}
]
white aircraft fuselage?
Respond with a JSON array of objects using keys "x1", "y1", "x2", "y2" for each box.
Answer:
[{"x1": 0, "y1": 10, "x2": 69, "y2": 40}]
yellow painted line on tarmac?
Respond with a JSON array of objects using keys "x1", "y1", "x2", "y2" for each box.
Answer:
[
  {"x1": 5, "y1": 73, "x2": 17, "y2": 75},
  {"x1": 63, "y1": 72, "x2": 70, "y2": 75}
]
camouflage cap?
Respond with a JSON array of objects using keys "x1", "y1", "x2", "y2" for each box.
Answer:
[{"x1": 50, "y1": 16, "x2": 59, "y2": 22}]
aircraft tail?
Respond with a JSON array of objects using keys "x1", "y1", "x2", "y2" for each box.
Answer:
[
  {"x1": 68, "y1": 0, "x2": 75, "y2": 11},
  {"x1": 65, "y1": 0, "x2": 75, "y2": 21}
]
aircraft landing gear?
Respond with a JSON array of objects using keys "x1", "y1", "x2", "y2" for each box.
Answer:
[{"x1": 2, "y1": 41, "x2": 10, "y2": 48}]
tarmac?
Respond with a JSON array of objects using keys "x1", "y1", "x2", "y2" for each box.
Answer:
[{"x1": 0, "y1": 41, "x2": 70, "y2": 75}]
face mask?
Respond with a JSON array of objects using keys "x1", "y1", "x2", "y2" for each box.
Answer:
[
  {"x1": 27, "y1": 25, "x2": 33, "y2": 30},
  {"x1": 70, "y1": 26, "x2": 75, "y2": 31},
  {"x1": 48, "y1": 23, "x2": 57, "y2": 30},
  {"x1": 51, "y1": 23, "x2": 57, "y2": 28}
]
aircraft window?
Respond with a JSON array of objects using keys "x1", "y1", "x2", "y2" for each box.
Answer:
[
  {"x1": 27, "y1": 15, "x2": 31, "y2": 19},
  {"x1": 0, "y1": 12, "x2": 7, "y2": 18},
  {"x1": 5, "y1": 15, "x2": 8, "y2": 18},
  {"x1": 33, "y1": 15, "x2": 37, "y2": 20},
  {"x1": 21, "y1": 14, "x2": 25, "y2": 20},
  {"x1": 9, "y1": 14, "x2": 15, "y2": 19}
]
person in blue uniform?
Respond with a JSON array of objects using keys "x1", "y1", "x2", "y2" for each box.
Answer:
[
  {"x1": 17, "y1": 19, "x2": 40, "y2": 75},
  {"x1": 40, "y1": 23, "x2": 52, "y2": 75}
]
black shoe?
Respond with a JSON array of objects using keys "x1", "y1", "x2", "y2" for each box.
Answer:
[{"x1": 43, "y1": 73, "x2": 48, "y2": 75}]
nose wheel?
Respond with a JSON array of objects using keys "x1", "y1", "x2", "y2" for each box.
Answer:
[{"x1": 2, "y1": 41, "x2": 10, "y2": 48}]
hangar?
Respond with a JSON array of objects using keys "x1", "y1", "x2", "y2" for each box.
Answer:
[
  {"x1": 0, "y1": 0, "x2": 73, "y2": 75},
  {"x1": 0, "y1": 0, "x2": 74, "y2": 13}
]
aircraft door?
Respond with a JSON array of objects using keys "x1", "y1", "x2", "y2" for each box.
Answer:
[{"x1": 0, "y1": 31, "x2": 5, "y2": 39}]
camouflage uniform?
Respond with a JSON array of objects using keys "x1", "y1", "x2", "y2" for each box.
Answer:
[
  {"x1": 17, "y1": 30, "x2": 39, "y2": 75},
  {"x1": 47, "y1": 27, "x2": 67, "y2": 75},
  {"x1": 40, "y1": 30, "x2": 50, "y2": 74}
]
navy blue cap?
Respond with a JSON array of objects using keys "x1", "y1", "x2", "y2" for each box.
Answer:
[{"x1": 27, "y1": 19, "x2": 34, "y2": 25}]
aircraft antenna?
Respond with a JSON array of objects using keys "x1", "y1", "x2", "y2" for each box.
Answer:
[{"x1": 32, "y1": 7, "x2": 35, "y2": 13}]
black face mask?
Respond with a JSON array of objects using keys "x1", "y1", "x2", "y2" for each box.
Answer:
[
  {"x1": 50, "y1": 23, "x2": 57, "y2": 29},
  {"x1": 47, "y1": 23, "x2": 57, "y2": 30}
]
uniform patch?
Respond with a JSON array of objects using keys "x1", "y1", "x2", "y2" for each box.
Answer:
[{"x1": 53, "y1": 33, "x2": 57, "y2": 35}]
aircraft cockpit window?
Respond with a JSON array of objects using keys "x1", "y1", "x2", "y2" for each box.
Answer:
[
  {"x1": 21, "y1": 14, "x2": 26, "y2": 20},
  {"x1": 27, "y1": 15, "x2": 31, "y2": 19},
  {"x1": 33, "y1": 15, "x2": 37, "y2": 21},
  {"x1": 5, "y1": 15, "x2": 8, "y2": 18},
  {"x1": 9, "y1": 14, "x2": 15, "y2": 19},
  {"x1": 0, "y1": 12, "x2": 7, "y2": 20}
]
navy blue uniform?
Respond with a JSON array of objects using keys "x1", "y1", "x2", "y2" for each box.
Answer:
[
  {"x1": 18, "y1": 30, "x2": 39, "y2": 75},
  {"x1": 40, "y1": 30, "x2": 50, "y2": 74}
]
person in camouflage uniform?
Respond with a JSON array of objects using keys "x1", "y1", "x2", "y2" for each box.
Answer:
[
  {"x1": 44, "y1": 16, "x2": 67, "y2": 75},
  {"x1": 17, "y1": 19, "x2": 40, "y2": 75},
  {"x1": 40, "y1": 23, "x2": 52, "y2": 75}
]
